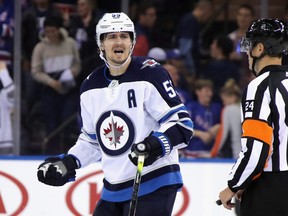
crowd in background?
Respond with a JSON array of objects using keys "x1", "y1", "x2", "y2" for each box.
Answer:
[{"x1": 1, "y1": 0, "x2": 287, "y2": 158}]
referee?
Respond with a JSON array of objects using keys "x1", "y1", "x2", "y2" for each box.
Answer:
[{"x1": 218, "y1": 18, "x2": 288, "y2": 216}]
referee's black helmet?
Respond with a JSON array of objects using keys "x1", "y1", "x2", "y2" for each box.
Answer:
[{"x1": 240, "y1": 18, "x2": 288, "y2": 57}]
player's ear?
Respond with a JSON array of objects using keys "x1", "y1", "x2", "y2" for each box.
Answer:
[
  {"x1": 99, "y1": 41, "x2": 105, "y2": 51},
  {"x1": 130, "y1": 43, "x2": 134, "y2": 52}
]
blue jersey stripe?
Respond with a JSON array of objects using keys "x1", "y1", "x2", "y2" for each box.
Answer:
[
  {"x1": 87, "y1": 133, "x2": 97, "y2": 140},
  {"x1": 180, "y1": 119, "x2": 194, "y2": 128},
  {"x1": 158, "y1": 105, "x2": 187, "y2": 124},
  {"x1": 101, "y1": 171, "x2": 183, "y2": 202}
]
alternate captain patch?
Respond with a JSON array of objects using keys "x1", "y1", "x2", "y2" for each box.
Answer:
[{"x1": 96, "y1": 110, "x2": 135, "y2": 156}]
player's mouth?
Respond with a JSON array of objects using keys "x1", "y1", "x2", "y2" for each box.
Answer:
[{"x1": 114, "y1": 49, "x2": 124, "y2": 55}]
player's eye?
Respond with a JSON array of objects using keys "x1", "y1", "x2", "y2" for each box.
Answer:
[
  {"x1": 106, "y1": 34, "x2": 117, "y2": 39},
  {"x1": 120, "y1": 33, "x2": 129, "y2": 39}
]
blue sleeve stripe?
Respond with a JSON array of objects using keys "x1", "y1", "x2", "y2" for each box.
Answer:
[
  {"x1": 81, "y1": 128, "x2": 97, "y2": 141},
  {"x1": 158, "y1": 105, "x2": 187, "y2": 124},
  {"x1": 179, "y1": 119, "x2": 194, "y2": 129},
  {"x1": 86, "y1": 133, "x2": 97, "y2": 140},
  {"x1": 101, "y1": 171, "x2": 183, "y2": 202}
]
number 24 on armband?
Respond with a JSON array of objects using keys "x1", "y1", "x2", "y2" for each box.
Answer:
[{"x1": 245, "y1": 100, "x2": 254, "y2": 112}]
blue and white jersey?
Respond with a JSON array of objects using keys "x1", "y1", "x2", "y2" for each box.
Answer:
[{"x1": 68, "y1": 57, "x2": 193, "y2": 202}]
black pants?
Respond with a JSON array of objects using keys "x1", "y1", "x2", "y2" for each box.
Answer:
[
  {"x1": 240, "y1": 171, "x2": 288, "y2": 216},
  {"x1": 93, "y1": 185, "x2": 178, "y2": 216}
]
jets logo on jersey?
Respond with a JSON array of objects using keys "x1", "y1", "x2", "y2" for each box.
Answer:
[
  {"x1": 96, "y1": 110, "x2": 135, "y2": 156},
  {"x1": 103, "y1": 119, "x2": 124, "y2": 148},
  {"x1": 140, "y1": 59, "x2": 158, "y2": 70}
]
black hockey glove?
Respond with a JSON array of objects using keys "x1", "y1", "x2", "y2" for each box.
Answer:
[
  {"x1": 128, "y1": 132, "x2": 172, "y2": 166},
  {"x1": 37, "y1": 154, "x2": 78, "y2": 186}
]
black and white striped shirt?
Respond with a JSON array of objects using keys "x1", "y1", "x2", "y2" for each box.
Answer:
[{"x1": 228, "y1": 65, "x2": 288, "y2": 192}]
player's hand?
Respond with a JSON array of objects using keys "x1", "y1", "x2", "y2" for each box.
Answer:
[
  {"x1": 128, "y1": 132, "x2": 172, "y2": 166},
  {"x1": 37, "y1": 154, "x2": 78, "y2": 186}
]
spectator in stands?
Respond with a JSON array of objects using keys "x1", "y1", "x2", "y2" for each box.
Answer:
[
  {"x1": 200, "y1": 34, "x2": 240, "y2": 103},
  {"x1": 0, "y1": 0, "x2": 14, "y2": 70},
  {"x1": 22, "y1": 0, "x2": 63, "y2": 154},
  {"x1": 0, "y1": 61, "x2": 14, "y2": 155},
  {"x1": 147, "y1": 47, "x2": 167, "y2": 64},
  {"x1": 22, "y1": 0, "x2": 62, "y2": 67},
  {"x1": 166, "y1": 49, "x2": 186, "y2": 75},
  {"x1": 163, "y1": 63, "x2": 192, "y2": 106},
  {"x1": 229, "y1": 4, "x2": 255, "y2": 61},
  {"x1": 209, "y1": 79, "x2": 241, "y2": 159},
  {"x1": 65, "y1": 0, "x2": 104, "y2": 85},
  {"x1": 174, "y1": 0, "x2": 214, "y2": 74},
  {"x1": 166, "y1": 48, "x2": 189, "y2": 76},
  {"x1": 31, "y1": 15, "x2": 81, "y2": 154},
  {"x1": 133, "y1": 1, "x2": 157, "y2": 56},
  {"x1": 166, "y1": 48, "x2": 195, "y2": 96},
  {"x1": 52, "y1": 0, "x2": 77, "y2": 18},
  {"x1": 181, "y1": 79, "x2": 221, "y2": 158},
  {"x1": 228, "y1": 4, "x2": 255, "y2": 89}
]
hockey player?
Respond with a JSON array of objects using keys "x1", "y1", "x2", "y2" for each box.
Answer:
[
  {"x1": 0, "y1": 62, "x2": 14, "y2": 154},
  {"x1": 37, "y1": 12, "x2": 193, "y2": 216},
  {"x1": 218, "y1": 18, "x2": 288, "y2": 216}
]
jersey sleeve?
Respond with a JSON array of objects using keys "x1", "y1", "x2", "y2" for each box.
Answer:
[
  {"x1": 143, "y1": 65, "x2": 193, "y2": 149},
  {"x1": 227, "y1": 74, "x2": 273, "y2": 192},
  {"x1": 68, "y1": 91, "x2": 102, "y2": 168}
]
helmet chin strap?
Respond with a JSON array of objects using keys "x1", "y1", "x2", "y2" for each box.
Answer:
[
  {"x1": 249, "y1": 51, "x2": 266, "y2": 76},
  {"x1": 100, "y1": 44, "x2": 134, "y2": 69},
  {"x1": 100, "y1": 53, "x2": 131, "y2": 69}
]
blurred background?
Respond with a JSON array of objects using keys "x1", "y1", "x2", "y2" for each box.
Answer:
[{"x1": 0, "y1": 0, "x2": 286, "y2": 156}]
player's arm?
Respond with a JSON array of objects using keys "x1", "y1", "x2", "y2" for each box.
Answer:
[
  {"x1": 227, "y1": 85, "x2": 273, "y2": 193},
  {"x1": 37, "y1": 88, "x2": 102, "y2": 186},
  {"x1": 145, "y1": 67, "x2": 194, "y2": 148},
  {"x1": 129, "y1": 66, "x2": 193, "y2": 166}
]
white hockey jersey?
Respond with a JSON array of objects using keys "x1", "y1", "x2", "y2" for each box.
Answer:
[
  {"x1": 68, "y1": 57, "x2": 193, "y2": 202},
  {"x1": 0, "y1": 68, "x2": 14, "y2": 151}
]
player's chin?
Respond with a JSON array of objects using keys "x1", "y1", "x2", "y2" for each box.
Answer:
[{"x1": 113, "y1": 58, "x2": 128, "y2": 65}]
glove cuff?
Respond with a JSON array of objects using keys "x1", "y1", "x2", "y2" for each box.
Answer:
[
  {"x1": 57, "y1": 154, "x2": 78, "y2": 170},
  {"x1": 145, "y1": 132, "x2": 172, "y2": 157}
]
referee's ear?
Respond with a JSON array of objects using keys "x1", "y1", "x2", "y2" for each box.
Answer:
[{"x1": 254, "y1": 43, "x2": 265, "y2": 56}]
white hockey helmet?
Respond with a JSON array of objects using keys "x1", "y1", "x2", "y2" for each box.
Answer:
[{"x1": 96, "y1": 12, "x2": 136, "y2": 49}]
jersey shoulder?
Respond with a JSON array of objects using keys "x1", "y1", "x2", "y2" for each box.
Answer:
[
  {"x1": 80, "y1": 65, "x2": 107, "y2": 94},
  {"x1": 129, "y1": 57, "x2": 170, "y2": 83}
]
